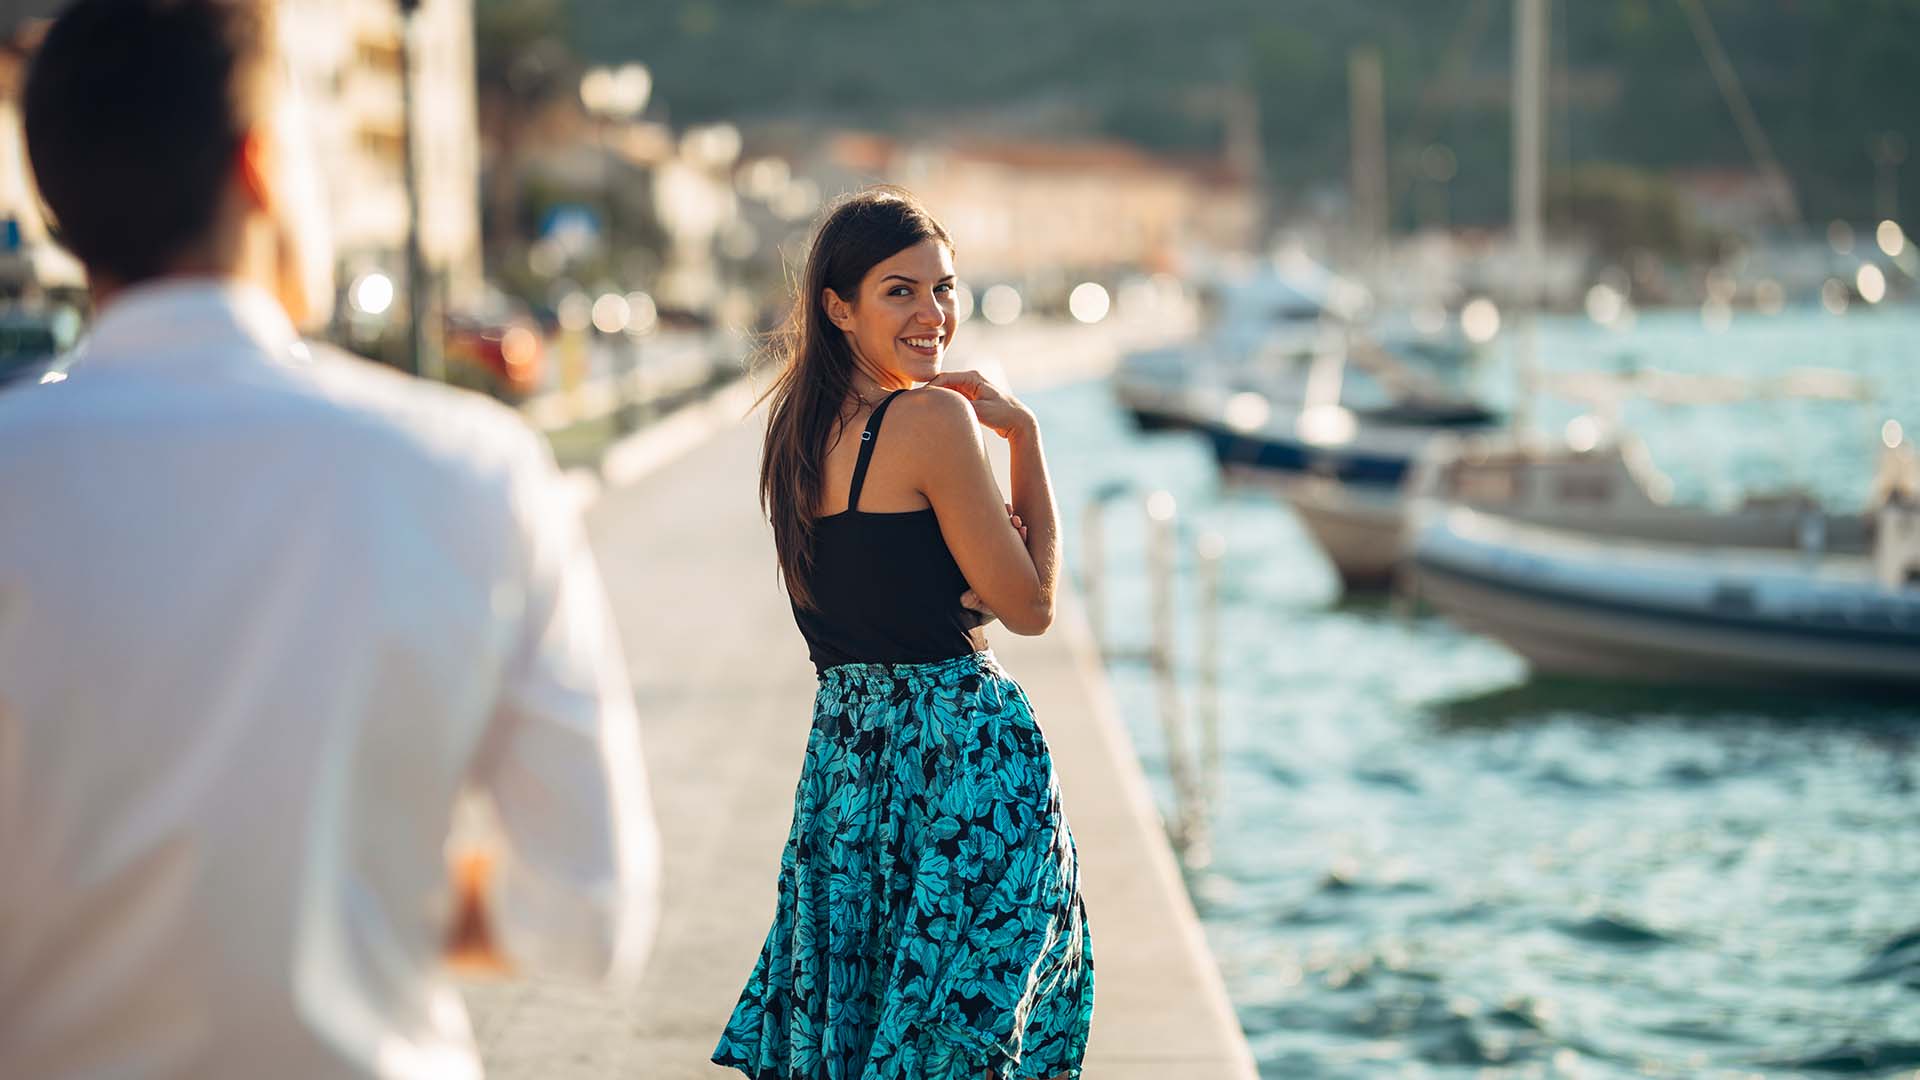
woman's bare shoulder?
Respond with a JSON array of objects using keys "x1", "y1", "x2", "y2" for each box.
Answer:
[
  {"x1": 885, "y1": 385, "x2": 987, "y2": 474},
  {"x1": 887, "y1": 385, "x2": 980, "y2": 443},
  {"x1": 890, "y1": 384, "x2": 972, "y2": 420}
]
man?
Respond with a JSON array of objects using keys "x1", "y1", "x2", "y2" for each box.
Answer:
[{"x1": 0, "y1": 1, "x2": 658, "y2": 1076}]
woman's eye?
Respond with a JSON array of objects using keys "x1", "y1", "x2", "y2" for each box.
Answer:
[
  {"x1": 934, "y1": 282, "x2": 954, "y2": 294},
  {"x1": 888, "y1": 286, "x2": 912, "y2": 297}
]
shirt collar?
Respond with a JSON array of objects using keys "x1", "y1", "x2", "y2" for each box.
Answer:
[{"x1": 75, "y1": 278, "x2": 308, "y2": 371}]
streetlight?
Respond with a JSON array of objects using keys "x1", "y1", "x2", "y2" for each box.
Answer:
[
  {"x1": 396, "y1": 0, "x2": 440, "y2": 380},
  {"x1": 579, "y1": 63, "x2": 652, "y2": 431}
]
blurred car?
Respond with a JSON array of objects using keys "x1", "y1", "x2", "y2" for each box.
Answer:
[
  {"x1": 0, "y1": 306, "x2": 82, "y2": 390},
  {"x1": 442, "y1": 313, "x2": 545, "y2": 401}
]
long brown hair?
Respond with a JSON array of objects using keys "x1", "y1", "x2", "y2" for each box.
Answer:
[{"x1": 759, "y1": 187, "x2": 952, "y2": 609}]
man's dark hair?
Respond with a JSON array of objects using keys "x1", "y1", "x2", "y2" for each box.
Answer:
[{"x1": 23, "y1": 0, "x2": 273, "y2": 285}]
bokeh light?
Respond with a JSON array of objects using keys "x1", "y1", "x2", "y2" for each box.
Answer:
[
  {"x1": 624, "y1": 291, "x2": 659, "y2": 337},
  {"x1": 980, "y1": 284, "x2": 1022, "y2": 326},
  {"x1": 1820, "y1": 278, "x2": 1850, "y2": 315},
  {"x1": 349, "y1": 271, "x2": 394, "y2": 316},
  {"x1": 591, "y1": 292, "x2": 630, "y2": 334},
  {"x1": 1856, "y1": 263, "x2": 1887, "y2": 304},
  {"x1": 556, "y1": 292, "x2": 592, "y2": 333},
  {"x1": 1067, "y1": 282, "x2": 1111, "y2": 324},
  {"x1": 1459, "y1": 297, "x2": 1500, "y2": 343},
  {"x1": 1223, "y1": 391, "x2": 1271, "y2": 432},
  {"x1": 1583, "y1": 283, "x2": 1624, "y2": 326},
  {"x1": 1565, "y1": 414, "x2": 1601, "y2": 453},
  {"x1": 1876, "y1": 219, "x2": 1906, "y2": 257}
]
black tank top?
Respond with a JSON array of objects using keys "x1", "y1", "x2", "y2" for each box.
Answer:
[{"x1": 791, "y1": 389, "x2": 986, "y2": 673}]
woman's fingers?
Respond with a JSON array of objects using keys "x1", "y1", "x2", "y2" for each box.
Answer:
[
  {"x1": 960, "y1": 589, "x2": 998, "y2": 623},
  {"x1": 929, "y1": 369, "x2": 1005, "y2": 402},
  {"x1": 932, "y1": 370, "x2": 1031, "y2": 441},
  {"x1": 928, "y1": 370, "x2": 980, "y2": 396}
]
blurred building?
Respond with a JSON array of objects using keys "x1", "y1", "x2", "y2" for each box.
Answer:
[
  {"x1": 283, "y1": 0, "x2": 483, "y2": 311},
  {"x1": 811, "y1": 131, "x2": 1260, "y2": 284},
  {"x1": 504, "y1": 109, "x2": 748, "y2": 318},
  {"x1": 0, "y1": 0, "x2": 482, "y2": 309},
  {"x1": 1670, "y1": 167, "x2": 1799, "y2": 241},
  {"x1": 0, "y1": 23, "x2": 81, "y2": 297}
]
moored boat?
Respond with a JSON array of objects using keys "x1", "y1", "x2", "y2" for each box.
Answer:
[
  {"x1": 1112, "y1": 261, "x2": 1336, "y2": 432},
  {"x1": 1405, "y1": 442, "x2": 1920, "y2": 689},
  {"x1": 1275, "y1": 366, "x2": 1877, "y2": 589}
]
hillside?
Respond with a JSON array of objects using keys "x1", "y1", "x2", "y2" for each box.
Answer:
[{"x1": 525, "y1": 0, "x2": 1920, "y2": 229}]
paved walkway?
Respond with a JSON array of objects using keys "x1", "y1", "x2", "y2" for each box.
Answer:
[{"x1": 465, "y1": 324, "x2": 1253, "y2": 1079}]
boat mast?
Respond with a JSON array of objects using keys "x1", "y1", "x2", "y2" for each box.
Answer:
[
  {"x1": 1349, "y1": 47, "x2": 1389, "y2": 281},
  {"x1": 1512, "y1": 0, "x2": 1548, "y2": 437}
]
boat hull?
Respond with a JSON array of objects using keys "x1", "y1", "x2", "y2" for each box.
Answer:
[
  {"x1": 1264, "y1": 475, "x2": 1405, "y2": 587},
  {"x1": 1267, "y1": 439, "x2": 1877, "y2": 593},
  {"x1": 1204, "y1": 424, "x2": 1416, "y2": 488},
  {"x1": 1409, "y1": 510, "x2": 1920, "y2": 690}
]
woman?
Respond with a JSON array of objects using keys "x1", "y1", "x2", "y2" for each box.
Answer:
[{"x1": 712, "y1": 188, "x2": 1094, "y2": 1080}]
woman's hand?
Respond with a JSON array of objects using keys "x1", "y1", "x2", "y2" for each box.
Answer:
[
  {"x1": 959, "y1": 504, "x2": 1027, "y2": 622},
  {"x1": 928, "y1": 370, "x2": 1035, "y2": 441}
]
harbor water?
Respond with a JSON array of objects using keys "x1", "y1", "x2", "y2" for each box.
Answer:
[{"x1": 1021, "y1": 309, "x2": 1920, "y2": 1079}]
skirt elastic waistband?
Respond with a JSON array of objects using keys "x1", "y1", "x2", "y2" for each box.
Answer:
[{"x1": 816, "y1": 649, "x2": 1004, "y2": 690}]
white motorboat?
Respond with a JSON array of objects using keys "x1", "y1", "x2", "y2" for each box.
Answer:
[
  {"x1": 1194, "y1": 344, "x2": 1498, "y2": 586},
  {"x1": 1404, "y1": 440, "x2": 1920, "y2": 690},
  {"x1": 1112, "y1": 261, "x2": 1337, "y2": 432},
  {"x1": 1273, "y1": 474, "x2": 1406, "y2": 586},
  {"x1": 1274, "y1": 367, "x2": 1876, "y2": 589}
]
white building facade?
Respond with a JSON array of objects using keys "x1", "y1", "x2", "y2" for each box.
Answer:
[{"x1": 0, "y1": 0, "x2": 483, "y2": 309}]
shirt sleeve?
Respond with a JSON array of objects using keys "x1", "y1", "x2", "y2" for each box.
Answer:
[{"x1": 466, "y1": 430, "x2": 659, "y2": 988}]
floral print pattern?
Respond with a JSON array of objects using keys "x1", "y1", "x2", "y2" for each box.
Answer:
[{"x1": 713, "y1": 650, "x2": 1094, "y2": 1080}]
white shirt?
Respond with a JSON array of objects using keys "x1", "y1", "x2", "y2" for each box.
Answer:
[{"x1": 0, "y1": 281, "x2": 658, "y2": 1079}]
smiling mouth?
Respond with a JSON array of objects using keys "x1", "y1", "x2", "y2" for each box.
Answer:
[{"x1": 902, "y1": 334, "x2": 943, "y2": 351}]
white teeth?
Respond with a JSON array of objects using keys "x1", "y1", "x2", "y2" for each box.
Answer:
[{"x1": 906, "y1": 337, "x2": 939, "y2": 348}]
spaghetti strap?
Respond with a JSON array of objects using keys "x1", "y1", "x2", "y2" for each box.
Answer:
[{"x1": 846, "y1": 389, "x2": 906, "y2": 513}]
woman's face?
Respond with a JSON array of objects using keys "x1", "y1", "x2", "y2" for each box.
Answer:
[{"x1": 824, "y1": 238, "x2": 956, "y2": 390}]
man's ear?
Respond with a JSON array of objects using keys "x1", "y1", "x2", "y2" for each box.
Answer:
[
  {"x1": 822, "y1": 287, "x2": 854, "y2": 332},
  {"x1": 235, "y1": 127, "x2": 275, "y2": 215}
]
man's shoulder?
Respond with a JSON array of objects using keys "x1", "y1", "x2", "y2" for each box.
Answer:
[{"x1": 294, "y1": 343, "x2": 549, "y2": 479}]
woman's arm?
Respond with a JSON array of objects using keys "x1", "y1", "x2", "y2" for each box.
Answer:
[
  {"x1": 942, "y1": 369, "x2": 1061, "y2": 632},
  {"x1": 891, "y1": 376, "x2": 1059, "y2": 635}
]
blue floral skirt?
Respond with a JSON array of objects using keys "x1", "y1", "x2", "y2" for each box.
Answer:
[{"x1": 713, "y1": 650, "x2": 1094, "y2": 1079}]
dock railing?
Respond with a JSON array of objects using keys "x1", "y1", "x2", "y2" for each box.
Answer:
[{"x1": 1080, "y1": 481, "x2": 1225, "y2": 869}]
